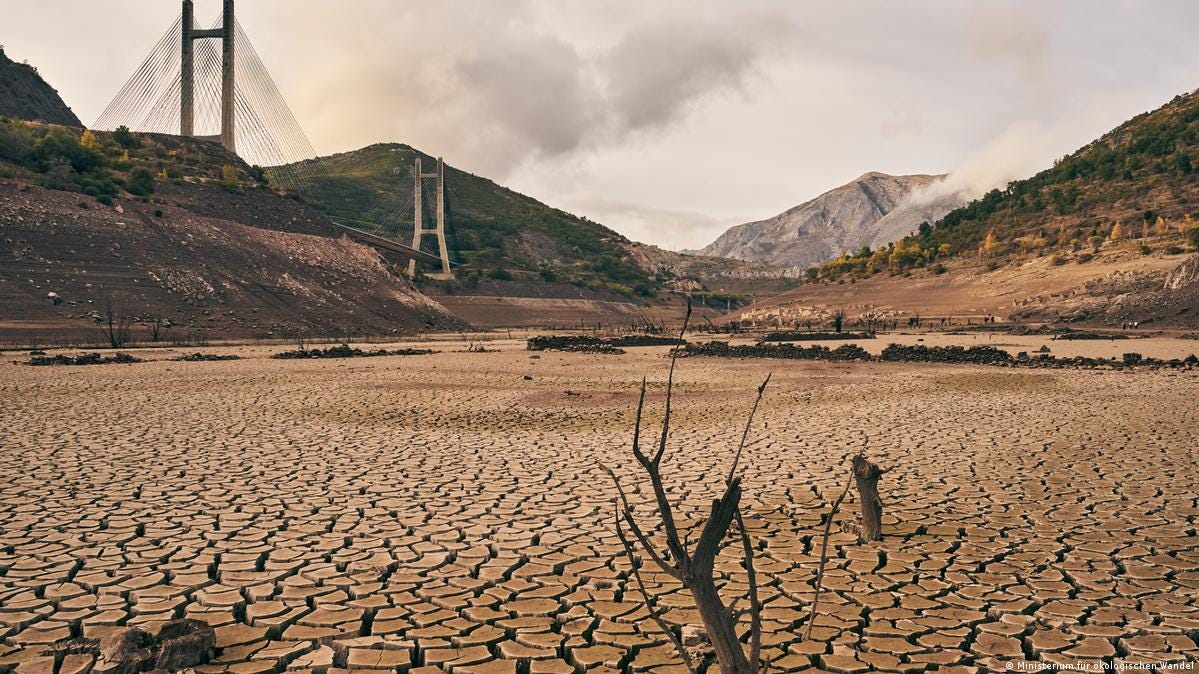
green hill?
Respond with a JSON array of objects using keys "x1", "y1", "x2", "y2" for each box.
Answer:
[
  {"x1": 922, "y1": 88, "x2": 1199, "y2": 256},
  {"x1": 816, "y1": 88, "x2": 1199, "y2": 279},
  {"x1": 286, "y1": 144, "x2": 657, "y2": 295}
]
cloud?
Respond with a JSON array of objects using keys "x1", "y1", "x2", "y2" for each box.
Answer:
[
  {"x1": 905, "y1": 121, "x2": 1064, "y2": 206},
  {"x1": 968, "y1": 7, "x2": 1050, "y2": 83},
  {"x1": 295, "y1": 1, "x2": 794, "y2": 178},
  {"x1": 602, "y1": 7, "x2": 795, "y2": 135},
  {"x1": 557, "y1": 195, "x2": 741, "y2": 252}
]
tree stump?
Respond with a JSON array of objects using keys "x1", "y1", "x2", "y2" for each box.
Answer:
[{"x1": 852, "y1": 454, "x2": 884, "y2": 542}]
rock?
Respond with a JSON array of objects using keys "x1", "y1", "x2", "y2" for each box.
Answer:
[
  {"x1": 47, "y1": 292, "x2": 62, "y2": 305},
  {"x1": 1163, "y1": 254, "x2": 1199, "y2": 291},
  {"x1": 680, "y1": 625, "x2": 707, "y2": 647}
]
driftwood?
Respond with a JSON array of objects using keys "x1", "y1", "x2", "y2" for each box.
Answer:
[
  {"x1": 43, "y1": 618, "x2": 215, "y2": 674},
  {"x1": 852, "y1": 454, "x2": 885, "y2": 542},
  {"x1": 601, "y1": 303, "x2": 769, "y2": 674}
]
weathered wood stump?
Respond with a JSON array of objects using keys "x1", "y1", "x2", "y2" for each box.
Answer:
[{"x1": 852, "y1": 453, "x2": 884, "y2": 542}]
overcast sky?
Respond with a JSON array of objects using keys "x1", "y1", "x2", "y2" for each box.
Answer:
[{"x1": 6, "y1": 1, "x2": 1199, "y2": 249}]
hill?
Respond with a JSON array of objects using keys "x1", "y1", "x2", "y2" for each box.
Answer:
[
  {"x1": 0, "y1": 121, "x2": 460, "y2": 343},
  {"x1": 692, "y1": 172, "x2": 962, "y2": 268},
  {"x1": 288, "y1": 144, "x2": 660, "y2": 296},
  {"x1": 0, "y1": 47, "x2": 80, "y2": 126},
  {"x1": 890, "y1": 88, "x2": 1199, "y2": 269}
]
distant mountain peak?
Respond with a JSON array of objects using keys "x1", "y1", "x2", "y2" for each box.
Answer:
[{"x1": 694, "y1": 172, "x2": 962, "y2": 268}]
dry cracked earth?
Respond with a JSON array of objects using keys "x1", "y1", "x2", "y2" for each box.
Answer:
[{"x1": 0, "y1": 343, "x2": 1197, "y2": 674}]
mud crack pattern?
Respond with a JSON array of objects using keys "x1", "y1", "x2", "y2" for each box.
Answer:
[{"x1": 0, "y1": 349, "x2": 1196, "y2": 673}]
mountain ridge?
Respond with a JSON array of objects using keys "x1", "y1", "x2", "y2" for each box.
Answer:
[{"x1": 692, "y1": 172, "x2": 963, "y2": 268}]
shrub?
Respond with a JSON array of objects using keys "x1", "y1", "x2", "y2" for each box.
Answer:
[
  {"x1": 1188, "y1": 227, "x2": 1199, "y2": 250},
  {"x1": 127, "y1": 166, "x2": 155, "y2": 196},
  {"x1": 487, "y1": 268, "x2": 512, "y2": 281},
  {"x1": 112, "y1": 125, "x2": 140, "y2": 149}
]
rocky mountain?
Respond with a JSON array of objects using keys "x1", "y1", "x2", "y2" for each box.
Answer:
[
  {"x1": 694, "y1": 172, "x2": 961, "y2": 268},
  {"x1": 0, "y1": 47, "x2": 81, "y2": 126}
]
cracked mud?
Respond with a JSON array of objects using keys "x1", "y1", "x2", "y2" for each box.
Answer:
[{"x1": 1, "y1": 344, "x2": 1196, "y2": 673}]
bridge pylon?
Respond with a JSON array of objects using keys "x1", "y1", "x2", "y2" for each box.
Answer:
[
  {"x1": 181, "y1": 0, "x2": 235, "y2": 152},
  {"x1": 408, "y1": 157, "x2": 453, "y2": 280}
]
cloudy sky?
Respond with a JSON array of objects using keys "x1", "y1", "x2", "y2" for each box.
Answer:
[{"x1": 6, "y1": 1, "x2": 1199, "y2": 249}]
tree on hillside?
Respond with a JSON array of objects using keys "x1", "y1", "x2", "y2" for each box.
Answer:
[
  {"x1": 1110, "y1": 221, "x2": 1124, "y2": 241},
  {"x1": 978, "y1": 231, "x2": 999, "y2": 258},
  {"x1": 112, "y1": 125, "x2": 139, "y2": 149}
]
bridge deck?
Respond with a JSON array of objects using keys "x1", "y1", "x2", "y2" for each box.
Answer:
[{"x1": 331, "y1": 223, "x2": 448, "y2": 266}]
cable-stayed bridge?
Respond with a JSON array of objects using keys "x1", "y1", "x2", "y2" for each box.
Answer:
[{"x1": 91, "y1": 0, "x2": 453, "y2": 276}]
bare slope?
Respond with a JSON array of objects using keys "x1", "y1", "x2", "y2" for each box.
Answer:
[
  {"x1": 694, "y1": 172, "x2": 960, "y2": 268},
  {"x1": 0, "y1": 125, "x2": 461, "y2": 342},
  {"x1": 731, "y1": 244, "x2": 1198, "y2": 328},
  {"x1": 0, "y1": 48, "x2": 81, "y2": 126}
]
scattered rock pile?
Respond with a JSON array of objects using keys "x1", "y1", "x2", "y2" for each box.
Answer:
[
  {"x1": 683, "y1": 341, "x2": 1197, "y2": 370},
  {"x1": 1053, "y1": 331, "x2": 1129, "y2": 341},
  {"x1": 760, "y1": 331, "x2": 874, "y2": 342},
  {"x1": 173, "y1": 353, "x2": 240, "y2": 362},
  {"x1": 272, "y1": 344, "x2": 433, "y2": 360},
  {"x1": 43, "y1": 618, "x2": 215, "y2": 674},
  {"x1": 880, "y1": 344, "x2": 1013, "y2": 365},
  {"x1": 527, "y1": 334, "x2": 680, "y2": 354},
  {"x1": 27, "y1": 352, "x2": 140, "y2": 366},
  {"x1": 681, "y1": 341, "x2": 871, "y2": 361}
]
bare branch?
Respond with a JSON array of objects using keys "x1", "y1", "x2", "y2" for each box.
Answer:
[
  {"x1": 598, "y1": 462, "x2": 683, "y2": 581},
  {"x1": 803, "y1": 472, "x2": 853, "y2": 642},
  {"x1": 735, "y1": 507, "x2": 762, "y2": 674},
  {"x1": 652, "y1": 299, "x2": 691, "y2": 467},
  {"x1": 727, "y1": 373, "x2": 771, "y2": 485},
  {"x1": 630, "y1": 378, "x2": 650, "y2": 466},
  {"x1": 615, "y1": 509, "x2": 697, "y2": 674}
]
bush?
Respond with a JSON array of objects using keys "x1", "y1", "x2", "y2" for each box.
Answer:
[
  {"x1": 487, "y1": 268, "x2": 512, "y2": 281},
  {"x1": 0, "y1": 120, "x2": 33, "y2": 163},
  {"x1": 1187, "y1": 227, "x2": 1199, "y2": 249},
  {"x1": 112, "y1": 125, "x2": 140, "y2": 149},
  {"x1": 127, "y1": 166, "x2": 155, "y2": 196}
]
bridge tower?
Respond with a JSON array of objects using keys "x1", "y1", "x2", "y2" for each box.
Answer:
[
  {"x1": 408, "y1": 157, "x2": 453, "y2": 279},
  {"x1": 181, "y1": 0, "x2": 236, "y2": 152}
]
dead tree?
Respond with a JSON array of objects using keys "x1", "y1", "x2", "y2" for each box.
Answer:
[
  {"x1": 146, "y1": 316, "x2": 165, "y2": 343},
  {"x1": 601, "y1": 303, "x2": 768, "y2": 673},
  {"x1": 101, "y1": 298, "x2": 132, "y2": 349},
  {"x1": 831, "y1": 308, "x2": 845, "y2": 334},
  {"x1": 852, "y1": 454, "x2": 884, "y2": 542}
]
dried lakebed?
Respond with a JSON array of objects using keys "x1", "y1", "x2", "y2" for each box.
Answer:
[{"x1": 0, "y1": 344, "x2": 1196, "y2": 673}]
